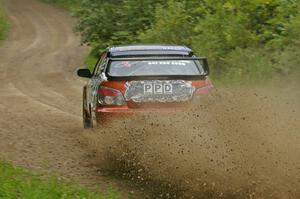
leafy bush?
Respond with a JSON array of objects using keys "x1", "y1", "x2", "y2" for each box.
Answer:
[
  {"x1": 137, "y1": 0, "x2": 299, "y2": 81},
  {"x1": 44, "y1": 0, "x2": 300, "y2": 82},
  {"x1": 271, "y1": 17, "x2": 300, "y2": 77},
  {"x1": 222, "y1": 48, "x2": 274, "y2": 82},
  {"x1": 139, "y1": 1, "x2": 192, "y2": 45},
  {"x1": 73, "y1": 0, "x2": 166, "y2": 55},
  {"x1": 0, "y1": 0, "x2": 9, "y2": 41}
]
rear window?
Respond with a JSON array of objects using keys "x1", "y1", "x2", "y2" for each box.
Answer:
[{"x1": 107, "y1": 60, "x2": 204, "y2": 77}]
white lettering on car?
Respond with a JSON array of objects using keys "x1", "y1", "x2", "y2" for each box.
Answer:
[
  {"x1": 146, "y1": 61, "x2": 190, "y2": 66},
  {"x1": 144, "y1": 83, "x2": 173, "y2": 94},
  {"x1": 144, "y1": 84, "x2": 153, "y2": 94},
  {"x1": 154, "y1": 84, "x2": 163, "y2": 94},
  {"x1": 164, "y1": 84, "x2": 173, "y2": 94}
]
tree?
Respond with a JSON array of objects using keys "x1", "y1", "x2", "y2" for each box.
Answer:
[
  {"x1": 73, "y1": 0, "x2": 165, "y2": 54},
  {"x1": 139, "y1": 1, "x2": 193, "y2": 45}
]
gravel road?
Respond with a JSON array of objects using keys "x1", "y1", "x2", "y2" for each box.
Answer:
[
  {"x1": 0, "y1": 1, "x2": 299, "y2": 199},
  {"x1": 0, "y1": 0, "x2": 145, "y2": 197}
]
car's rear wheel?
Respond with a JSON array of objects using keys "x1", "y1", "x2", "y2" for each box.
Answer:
[
  {"x1": 83, "y1": 88, "x2": 93, "y2": 129},
  {"x1": 83, "y1": 105, "x2": 93, "y2": 129}
]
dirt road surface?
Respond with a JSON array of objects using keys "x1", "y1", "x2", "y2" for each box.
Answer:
[
  {"x1": 0, "y1": 0, "x2": 299, "y2": 199},
  {"x1": 0, "y1": 0, "x2": 146, "y2": 197},
  {"x1": 87, "y1": 85, "x2": 300, "y2": 199}
]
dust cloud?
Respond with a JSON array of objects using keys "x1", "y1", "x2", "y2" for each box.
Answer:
[{"x1": 83, "y1": 82, "x2": 300, "y2": 199}]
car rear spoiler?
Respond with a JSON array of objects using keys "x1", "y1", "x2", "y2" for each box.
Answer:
[{"x1": 105, "y1": 57, "x2": 209, "y2": 81}]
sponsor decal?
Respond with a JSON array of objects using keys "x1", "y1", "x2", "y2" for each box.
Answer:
[
  {"x1": 146, "y1": 61, "x2": 190, "y2": 66},
  {"x1": 144, "y1": 83, "x2": 173, "y2": 95},
  {"x1": 125, "y1": 80, "x2": 194, "y2": 102}
]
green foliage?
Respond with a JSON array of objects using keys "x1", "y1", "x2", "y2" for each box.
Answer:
[
  {"x1": 282, "y1": 9, "x2": 300, "y2": 47},
  {"x1": 44, "y1": 0, "x2": 300, "y2": 82},
  {"x1": 0, "y1": 161, "x2": 122, "y2": 199},
  {"x1": 222, "y1": 48, "x2": 274, "y2": 82},
  {"x1": 73, "y1": 0, "x2": 165, "y2": 54},
  {"x1": 0, "y1": 0, "x2": 9, "y2": 41},
  {"x1": 191, "y1": 3, "x2": 257, "y2": 76},
  {"x1": 145, "y1": 0, "x2": 300, "y2": 81},
  {"x1": 139, "y1": 1, "x2": 192, "y2": 45},
  {"x1": 268, "y1": 13, "x2": 300, "y2": 80},
  {"x1": 85, "y1": 51, "x2": 98, "y2": 72}
]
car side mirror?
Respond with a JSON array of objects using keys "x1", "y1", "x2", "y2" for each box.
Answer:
[
  {"x1": 203, "y1": 59, "x2": 210, "y2": 76},
  {"x1": 77, "y1": 68, "x2": 92, "y2": 78}
]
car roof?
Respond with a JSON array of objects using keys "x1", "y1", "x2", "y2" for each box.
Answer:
[{"x1": 108, "y1": 44, "x2": 193, "y2": 57}]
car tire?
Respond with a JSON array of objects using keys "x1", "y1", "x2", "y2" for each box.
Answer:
[{"x1": 83, "y1": 88, "x2": 93, "y2": 129}]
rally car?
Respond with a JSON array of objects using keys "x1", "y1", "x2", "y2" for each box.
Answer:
[{"x1": 77, "y1": 45, "x2": 213, "y2": 128}]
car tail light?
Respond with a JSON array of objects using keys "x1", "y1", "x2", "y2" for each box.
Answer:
[
  {"x1": 98, "y1": 87, "x2": 126, "y2": 106},
  {"x1": 193, "y1": 79, "x2": 214, "y2": 94},
  {"x1": 195, "y1": 85, "x2": 214, "y2": 94}
]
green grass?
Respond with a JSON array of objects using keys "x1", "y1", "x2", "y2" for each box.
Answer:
[
  {"x1": 0, "y1": 0, "x2": 9, "y2": 41},
  {"x1": 0, "y1": 161, "x2": 123, "y2": 199},
  {"x1": 84, "y1": 52, "x2": 98, "y2": 72}
]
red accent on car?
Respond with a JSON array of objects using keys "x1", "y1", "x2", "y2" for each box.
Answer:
[
  {"x1": 192, "y1": 78, "x2": 214, "y2": 94},
  {"x1": 100, "y1": 81, "x2": 126, "y2": 94},
  {"x1": 95, "y1": 79, "x2": 214, "y2": 126},
  {"x1": 98, "y1": 87, "x2": 120, "y2": 96}
]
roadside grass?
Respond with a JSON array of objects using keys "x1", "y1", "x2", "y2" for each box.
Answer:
[
  {"x1": 0, "y1": 161, "x2": 123, "y2": 199},
  {"x1": 0, "y1": 0, "x2": 9, "y2": 41},
  {"x1": 84, "y1": 52, "x2": 98, "y2": 72}
]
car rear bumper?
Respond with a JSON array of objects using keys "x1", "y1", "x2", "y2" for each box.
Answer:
[
  {"x1": 95, "y1": 105, "x2": 185, "y2": 125},
  {"x1": 94, "y1": 86, "x2": 214, "y2": 126}
]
